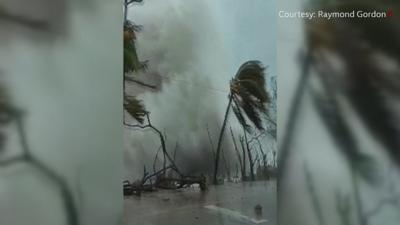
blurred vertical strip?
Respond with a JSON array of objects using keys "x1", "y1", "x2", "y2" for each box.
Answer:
[
  {"x1": 279, "y1": 0, "x2": 400, "y2": 225},
  {"x1": 0, "y1": 1, "x2": 123, "y2": 225}
]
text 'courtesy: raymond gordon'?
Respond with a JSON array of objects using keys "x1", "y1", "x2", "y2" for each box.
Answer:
[{"x1": 279, "y1": 10, "x2": 391, "y2": 20}]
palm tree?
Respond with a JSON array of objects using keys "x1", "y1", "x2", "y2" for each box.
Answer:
[{"x1": 213, "y1": 60, "x2": 270, "y2": 184}]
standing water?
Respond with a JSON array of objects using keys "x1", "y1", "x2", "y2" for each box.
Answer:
[{"x1": 124, "y1": 180, "x2": 276, "y2": 225}]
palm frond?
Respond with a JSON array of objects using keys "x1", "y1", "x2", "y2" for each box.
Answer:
[
  {"x1": 124, "y1": 20, "x2": 147, "y2": 73},
  {"x1": 239, "y1": 79, "x2": 270, "y2": 105},
  {"x1": 124, "y1": 20, "x2": 142, "y2": 34},
  {"x1": 230, "y1": 60, "x2": 270, "y2": 132},
  {"x1": 232, "y1": 96, "x2": 251, "y2": 132},
  {"x1": 124, "y1": 95, "x2": 147, "y2": 124},
  {"x1": 124, "y1": 47, "x2": 141, "y2": 73},
  {"x1": 236, "y1": 88, "x2": 265, "y2": 131},
  {"x1": 235, "y1": 60, "x2": 266, "y2": 85}
]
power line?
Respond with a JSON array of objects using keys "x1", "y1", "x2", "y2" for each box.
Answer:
[
  {"x1": 160, "y1": 75, "x2": 229, "y2": 94},
  {"x1": 128, "y1": 73, "x2": 230, "y2": 95}
]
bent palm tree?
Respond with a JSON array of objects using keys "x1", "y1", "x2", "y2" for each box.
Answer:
[{"x1": 213, "y1": 60, "x2": 270, "y2": 184}]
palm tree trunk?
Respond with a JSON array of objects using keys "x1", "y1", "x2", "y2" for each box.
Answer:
[
  {"x1": 213, "y1": 95, "x2": 233, "y2": 184},
  {"x1": 230, "y1": 127, "x2": 243, "y2": 178},
  {"x1": 221, "y1": 148, "x2": 230, "y2": 179},
  {"x1": 243, "y1": 128, "x2": 255, "y2": 181},
  {"x1": 161, "y1": 133, "x2": 167, "y2": 176},
  {"x1": 239, "y1": 136, "x2": 247, "y2": 180}
]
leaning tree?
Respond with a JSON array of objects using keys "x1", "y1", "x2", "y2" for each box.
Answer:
[{"x1": 213, "y1": 60, "x2": 270, "y2": 184}]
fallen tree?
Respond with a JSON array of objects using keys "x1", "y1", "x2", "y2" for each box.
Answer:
[
  {"x1": 124, "y1": 114, "x2": 207, "y2": 196},
  {"x1": 123, "y1": 167, "x2": 207, "y2": 196}
]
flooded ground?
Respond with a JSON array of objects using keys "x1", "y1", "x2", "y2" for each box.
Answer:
[{"x1": 124, "y1": 180, "x2": 276, "y2": 225}]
